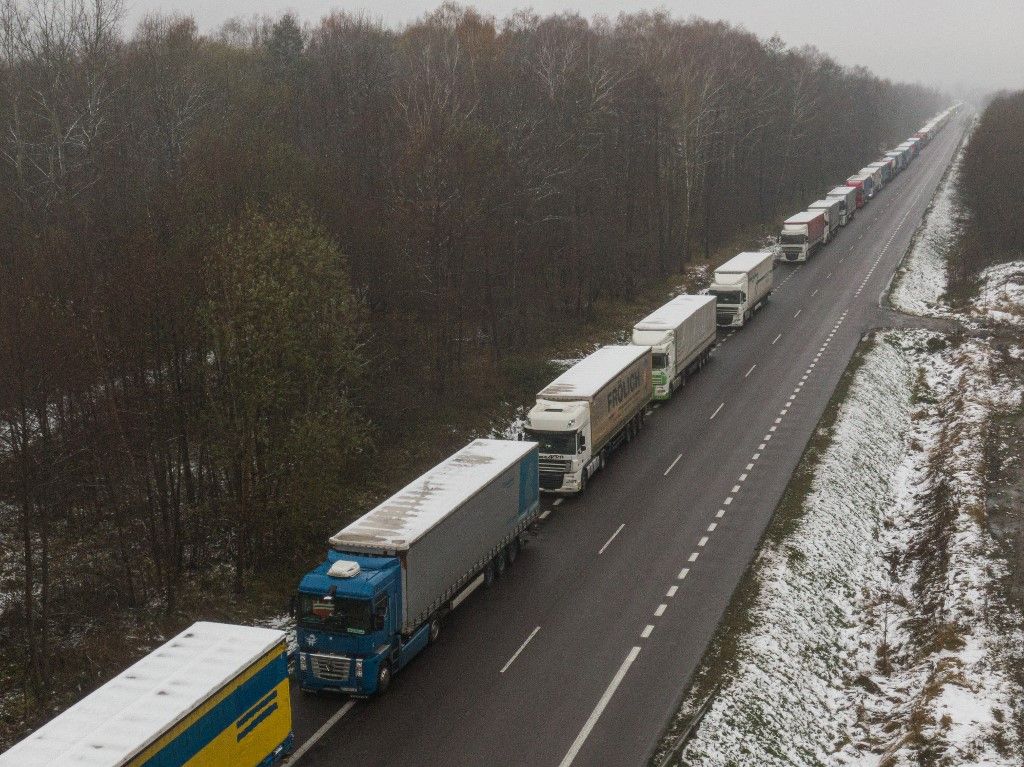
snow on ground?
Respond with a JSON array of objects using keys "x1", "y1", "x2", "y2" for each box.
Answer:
[
  {"x1": 974, "y1": 261, "x2": 1024, "y2": 327},
  {"x1": 889, "y1": 141, "x2": 965, "y2": 317}
]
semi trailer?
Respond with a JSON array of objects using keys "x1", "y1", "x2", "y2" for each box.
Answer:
[
  {"x1": 826, "y1": 186, "x2": 858, "y2": 224},
  {"x1": 868, "y1": 160, "x2": 894, "y2": 185},
  {"x1": 526, "y1": 345, "x2": 652, "y2": 493},
  {"x1": 780, "y1": 210, "x2": 827, "y2": 261},
  {"x1": 709, "y1": 251, "x2": 774, "y2": 327},
  {"x1": 295, "y1": 439, "x2": 540, "y2": 696},
  {"x1": 808, "y1": 198, "x2": 843, "y2": 239},
  {"x1": 859, "y1": 166, "x2": 884, "y2": 192},
  {"x1": 631, "y1": 294, "x2": 717, "y2": 400},
  {"x1": 0, "y1": 623, "x2": 293, "y2": 767},
  {"x1": 847, "y1": 174, "x2": 874, "y2": 203}
]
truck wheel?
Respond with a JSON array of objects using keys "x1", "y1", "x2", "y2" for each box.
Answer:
[
  {"x1": 484, "y1": 561, "x2": 497, "y2": 587},
  {"x1": 376, "y1": 662, "x2": 392, "y2": 695},
  {"x1": 507, "y1": 538, "x2": 520, "y2": 565},
  {"x1": 428, "y1": 618, "x2": 442, "y2": 644},
  {"x1": 495, "y1": 550, "x2": 507, "y2": 578}
]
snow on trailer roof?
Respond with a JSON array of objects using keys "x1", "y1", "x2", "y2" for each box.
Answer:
[
  {"x1": 536, "y1": 345, "x2": 648, "y2": 402},
  {"x1": 785, "y1": 210, "x2": 824, "y2": 224},
  {"x1": 0, "y1": 623, "x2": 285, "y2": 767},
  {"x1": 633, "y1": 294, "x2": 714, "y2": 331},
  {"x1": 827, "y1": 186, "x2": 856, "y2": 196},
  {"x1": 329, "y1": 439, "x2": 535, "y2": 553},
  {"x1": 716, "y1": 251, "x2": 773, "y2": 273}
]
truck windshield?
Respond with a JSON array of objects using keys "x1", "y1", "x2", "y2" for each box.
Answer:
[
  {"x1": 709, "y1": 289, "x2": 744, "y2": 305},
  {"x1": 298, "y1": 594, "x2": 373, "y2": 635},
  {"x1": 651, "y1": 353, "x2": 669, "y2": 370},
  {"x1": 524, "y1": 428, "x2": 577, "y2": 455},
  {"x1": 780, "y1": 233, "x2": 807, "y2": 245}
]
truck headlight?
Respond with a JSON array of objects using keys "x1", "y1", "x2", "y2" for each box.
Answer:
[
  {"x1": 299, "y1": 654, "x2": 307, "y2": 671},
  {"x1": 355, "y1": 659, "x2": 363, "y2": 679}
]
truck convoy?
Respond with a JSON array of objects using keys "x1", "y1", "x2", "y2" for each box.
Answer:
[
  {"x1": 709, "y1": 251, "x2": 774, "y2": 327},
  {"x1": 632, "y1": 294, "x2": 717, "y2": 400},
  {"x1": 296, "y1": 439, "x2": 540, "y2": 696},
  {"x1": 0, "y1": 106, "x2": 962, "y2": 759},
  {"x1": 0, "y1": 623, "x2": 293, "y2": 767},
  {"x1": 826, "y1": 186, "x2": 858, "y2": 225},
  {"x1": 526, "y1": 345, "x2": 652, "y2": 493},
  {"x1": 859, "y1": 166, "x2": 884, "y2": 192},
  {"x1": 780, "y1": 210, "x2": 827, "y2": 261},
  {"x1": 808, "y1": 198, "x2": 843, "y2": 239}
]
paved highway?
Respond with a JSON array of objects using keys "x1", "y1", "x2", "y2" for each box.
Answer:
[{"x1": 289, "y1": 114, "x2": 969, "y2": 767}]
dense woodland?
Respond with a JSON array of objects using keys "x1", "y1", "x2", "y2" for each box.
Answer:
[
  {"x1": 955, "y1": 90, "x2": 1024, "y2": 288},
  {"x1": 0, "y1": 0, "x2": 944, "y2": 740}
]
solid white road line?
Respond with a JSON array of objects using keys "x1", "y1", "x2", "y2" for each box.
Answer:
[
  {"x1": 664, "y1": 454, "x2": 683, "y2": 476},
  {"x1": 745, "y1": 364, "x2": 756, "y2": 378},
  {"x1": 500, "y1": 626, "x2": 541, "y2": 674},
  {"x1": 559, "y1": 647, "x2": 643, "y2": 767},
  {"x1": 772, "y1": 333, "x2": 782, "y2": 344},
  {"x1": 291, "y1": 700, "x2": 358, "y2": 762},
  {"x1": 710, "y1": 402, "x2": 724, "y2": 420},
  {"x1": 794, "y1": 309, "x2": 802, "y2": 318},
  {"x1": 599, "y1": 524, "x2": 626, "y2": 555}
]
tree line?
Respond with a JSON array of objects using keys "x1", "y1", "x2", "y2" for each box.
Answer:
[
  {"x1": 955, "y1": 90, "x2": 1024, "y2": 288},
  {"x1": 0, "y1": 0, "x2": 944, "y2": 741}
]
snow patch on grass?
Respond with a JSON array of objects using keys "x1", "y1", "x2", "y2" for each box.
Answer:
[{"x1": 973, "y1": 261, "x2": 1024, "y2": 327}]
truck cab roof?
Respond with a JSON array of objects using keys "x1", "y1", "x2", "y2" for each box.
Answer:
[
  {"x1": 527, "y1": 399, "x2": 589, "y2": 432},
  {"x1": 299, "y1": 551, "x2": 399, "y2": 598}
]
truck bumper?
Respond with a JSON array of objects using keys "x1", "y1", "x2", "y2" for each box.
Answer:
[
  {"x1": 540, "y1": 471, "x2": 583, "y2": 494},
  {"x1": 298, "y1": 652, "x2": 380, "y2": 696}
]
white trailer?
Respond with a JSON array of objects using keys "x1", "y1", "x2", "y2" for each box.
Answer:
[
  {"x1": 526, "y1": 345, "x2": 652, "y2": 493},
  {"x1": 808, "y1": 198, "x2": 843, "y2": 239},
  {"x1": 631, "y1": 294, "x2": 717, "y2": 400},
  {"x1": 860, "y1": 166, "x2": 884, "y2": 191},
  {"x1": 709, "y1": 251, "x2": 774, "y2": 328},
  {"x1": 826, "y1": 186, "x2": 858, "y2": 225}
]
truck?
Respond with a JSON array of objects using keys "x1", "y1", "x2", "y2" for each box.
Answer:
[
  {"x1": 808, "y1": 198, "x2": 843, "y2": 239},
  {"x1": 709, "y1": 250, "x2": 774, "y2": 327},
  {"x1": 0, "y1": 623, "x2": 293, "y2": 767},
  {"x1": 295, "y1": 439, "x2": 540, "y2": 696},
  {"x1": 859, "y1": 166, "x2": 884, "y2": 192},
  {"x1": 885, "y1": 150, "x2": 906, "y2": 173},
  {"x1": 780, "y1": 210, "x2": 827, "y2": 261},
  {"x1": 845, "y1": 176, "x2": 872, "y2": 207},
  {"x1": 826, "y1": 186, "x2": 858, "y2": 225},
  {"x1": 525, "y1": 345, "x2": 652, "y2": 493},
  {"x1": 868, "y1": 159, "x2": 894, "y2": 185},
  {"x1": 631, "y1": 294, "x2": 717, "y2": 400}
]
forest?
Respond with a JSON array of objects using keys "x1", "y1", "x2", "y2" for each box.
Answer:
[
  {"x1": 955, "y1": 90, "x2": 1024, "y2": 287},
  {"x1": 0, "y1": 0, "x2": 944, "y2": 742}
]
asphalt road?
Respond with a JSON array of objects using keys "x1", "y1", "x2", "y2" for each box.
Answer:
[{"x1": 289, "y1": 113, "x2": 969, "y2": 767}]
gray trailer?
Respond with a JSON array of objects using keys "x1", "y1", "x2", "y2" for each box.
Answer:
[
  {"x1": 808, "y1": 198, "x2": 843, "y2": 239},
  {"x1": 826, "y1": 186, "x2": 858, "y2": 225}
]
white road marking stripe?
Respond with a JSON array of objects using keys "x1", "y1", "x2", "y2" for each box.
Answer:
[
  {"x1": 732, "y1": 484, "x2": 741, "y2": 492},
  {"x1": 758, "y1": 443, "x2": 766, "y2": 450},
  {"x1": 553, "y1": 498, "x2": 564, "y2": 507},
  {"x1": 716, "y1": 509, "x2": 725, "y2": 518},
  {"x1": 811, "y1": 289, "x2": 818, "y2": 296},
  {"x1": 558, "y1": 647, "x2": 643, "y2": 767},
  {"x1": 739, "y1": 473, "x2": 747, "y2": 481},
  {"x1": 664, "y1": 454, "x2": 683, "y2": 476},
  {"x1": 794, "y1": 309, "x2": 802, "y2": 318},
  {"x1": 710, "y1": 402, "x2": 724, "y2": 420},
  {"x1": 698, "y1": 536, "x2": 709, "y2": 547},
  {"x1": 745, "y1": 364, "x2": 756, "y2": 378},
  {"x1": 677, "y1": 567, "x2": 690, "y2": 580},
  {"x1": 641, "y1": 626, "x2": 653, "y2": 639},
  {"x1": 539, "y1": 509, "x2": 551, "y2": 520},
  {"x1": 598, "y1": 524, "x2": 625, "y2": 555},
  {"x1": 746, "y1": 463, "x2": 754, "y2": 470},
  {"x1": 290, "y1": 701, "x2": 358, "y2": 762},
  {"x1": 772, "y1": 333, "x2": 782, "y2": 344},
  {"x1": 688, "y1": 551, "x2": 700, "y2": 562},
  {"x1": 500, "y1": 626, "x2": 541, "y2": 674},
  {"x1": 723, "y1": 497, "x2": 733, "y2": 505},
  {"x1": 654, "y1": 604, "x2": 667, "y2": 617},
  {"x1": 707, "y1": 523, "x2": 717, "y2": 532},
  {"x1": 667, "y1": 585, "x2": 678, "y2": 598}
]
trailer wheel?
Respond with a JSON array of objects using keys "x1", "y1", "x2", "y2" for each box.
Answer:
[
  {"x1": 376, "y1": 662, "x2": 392, "y2": 695},
  {"x1": 494, "y1": 550, "x2": 508, "y2": 578},
  {"x1": 428, "y1": 618, "x2": 442, "y2": 645},
  {"x1": 507, "y1": 538, "x2": 520, "y2": 565},
  {"x1": 484, "y1": 560, "x2": 497, "y2": 587}
]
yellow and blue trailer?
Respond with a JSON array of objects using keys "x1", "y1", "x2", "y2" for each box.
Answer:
[{"x1": 0, "y1": 622, "x2": 293, "y2": 767}]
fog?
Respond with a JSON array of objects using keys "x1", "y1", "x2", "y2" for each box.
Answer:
[{"x1": 123, "y1": 0, "x2": 1023, "y2": 94}]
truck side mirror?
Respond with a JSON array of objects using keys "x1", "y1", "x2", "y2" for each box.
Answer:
[{"x1": 578, "y1": 435, "x2": 586, "y2": 453}]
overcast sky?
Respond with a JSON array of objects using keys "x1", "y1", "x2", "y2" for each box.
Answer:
[{"x1": 123, "y1": 0, "x2": 1024, "y2": 94}]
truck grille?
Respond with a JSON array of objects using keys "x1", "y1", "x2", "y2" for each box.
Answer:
[
  {"x1": 310, "y1": 654, "x2": 351, "y2": 681},
  {"x1": 716, "y1": 309, "x2": 737, "y2": 325},
  {"x1": 539, "y1": 472, "x2": 565, "y2": 490},
  {"x1": 539, "y1": 459, "x2": 571, "y2": 473}
]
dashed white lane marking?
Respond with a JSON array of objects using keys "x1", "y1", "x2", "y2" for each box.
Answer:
[
  {"x1": 677, "y1": 568, "x2": 690, "y2": 580},
  {"x1": 688, "y1": 552, "x2": 699, "y2": 562},
  {"x1": 558, "y1": 646, "x2": 642, "y2": 767},
  {"x1": 707, "y1": 523, "x2": 717, "y2": 532},
  {"x1": 598, "y1": 524, "x2": 625, "y2": 555},
  {"x1": 654, "y1": 604, "x2": 667, "y2": 617},
  {"x1": 794, "y1": 309, "x2": 802, "y2": 318},
  {"x1": 745, "y1": 364, "x2": 757, "y2": 378},
  {"x1": 746, "y1": 463, "x2": 754, "y2": 470},
  {"x1": 698, "y1": 536, "x2": 709, "y2": 547},
  {"x1": 539, "y1": 508, "x2": 552, "y2": 520},
  {"x1": 731, "y1": 484, "x2": 741, "y2": 492},
  {"x1": 769, "y1": 425, "x2": 777, "y2": 432},
  {"x1": 666, "y1": 585, "x2": 678, "y2": 598},
  {"x1": 553, "y1": 498, "x2": 564, "y2": 507},
  {"x1": 723, "y1": 497, "x2": 733, "y2": 505},
  {"x1": 811, "y1": 288, "x2": 818, "y2": 296},
  {"x1": 752, "y1": 452, "x2": 761, "y2": 460},
  {"x1": 774, "y1": 417, "x2": 782, "y2": 424},
  {"x1": 716, "y1": 509, "x2": 726, "y2": 519},
  {"x1": 291, "y1": 700, "x2": 358, "y2": 762},
  {"x1": 500, "y1": 626, "x2": 541, "y2": 673},
  {"x1": 758, "y1": 443, "x2": 766, "y2": 450},
  {"x1": 664, "y1": 453, "x2": 683, "y2": 476},
  {"x1": 772, "y1": 333, "x2": 782, "y2": 344},
  {"x1": 710, "y1": 402, "x2": 724, "y2": 420},
  {"x1": 641, "y1": 625, "x2": 653, "y2": 639}
]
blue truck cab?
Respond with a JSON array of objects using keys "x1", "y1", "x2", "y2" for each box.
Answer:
[{"x1": 295, "y1": 438, "x2": 540, "y2": 698}]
